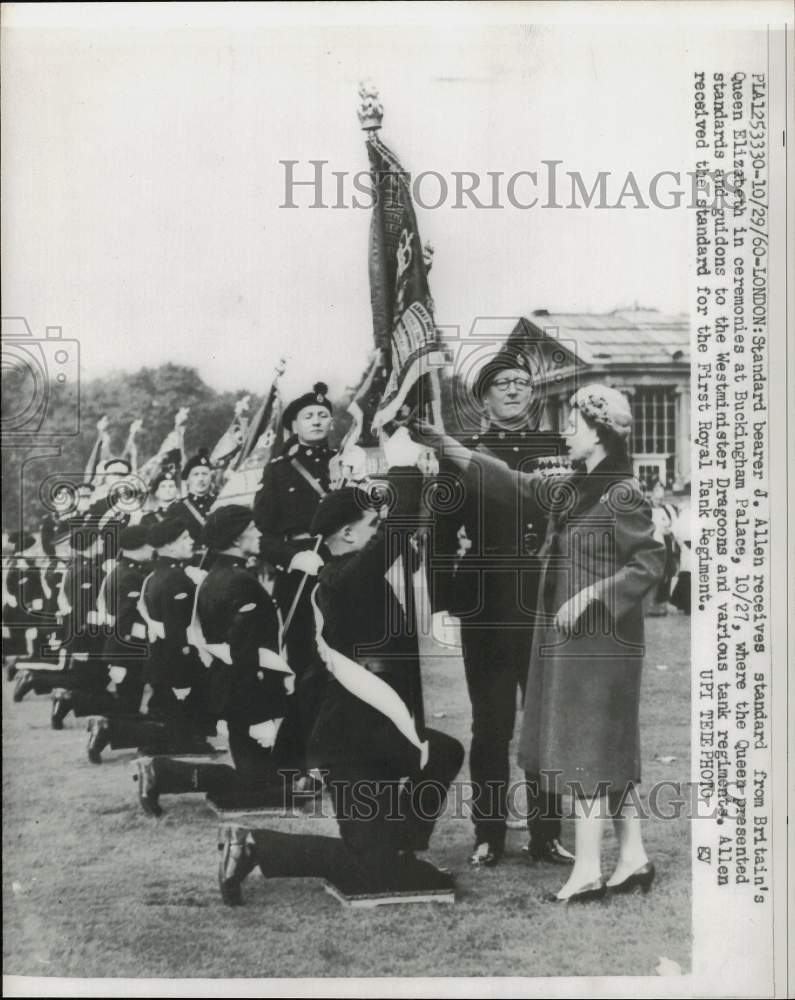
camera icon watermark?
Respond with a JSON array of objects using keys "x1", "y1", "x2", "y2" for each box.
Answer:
[{"x1": 1, "y1": 317, "x2": 80, "y2": 438}]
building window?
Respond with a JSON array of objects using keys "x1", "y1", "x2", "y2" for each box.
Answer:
[{"x1": 631, "y1": 387, "x2": 676, "y2": 456}]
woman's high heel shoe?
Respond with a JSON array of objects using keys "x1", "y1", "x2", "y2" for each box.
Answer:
[
  {"x1": 541, "y1": 879, "x2": 606, "y2": 904},
  {"x1": 607, "y1": 862, "x2": 655, "y2": 895}
]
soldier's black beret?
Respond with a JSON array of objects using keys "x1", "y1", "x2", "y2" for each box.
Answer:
[
  {"x1": 119, "y1": 524, "x2": 152, "y2": 551},
  {"x1": 203, "y1": 504, "x2": 254, "y2": 551},
  {"x1": 150, "y1": 467, "x2": 178, "y2": 494},
  {"x1": 283, "y1": 382, "x2": 332, "y2": 428},
  {"x1": 147, "y1": 516, "x2": 190, "y2": 548},
  {"x1": 182, "y1": 448, "x2": 211, "y2": 479},
  {"x1": 309, "y1": 486, "x2": 373, "y2": 539},
  {"x1": 474, "y1": 347, "x2": 534, "y2": 400},
  {"x1": 9, "y1": 531, "x2": 36, "y2": 554}
]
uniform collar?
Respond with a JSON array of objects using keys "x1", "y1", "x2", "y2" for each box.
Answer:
[
  {"x1": 288, "y1": 440, "x2": 331, "y2": 459},
  {"x1": 210, "y1": 551, "x2": 248, "y2": 570}
]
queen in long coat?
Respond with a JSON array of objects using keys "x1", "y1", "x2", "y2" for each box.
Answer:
[{"x1": 416, "y1": 383, "x2": 665, "y2": 903}]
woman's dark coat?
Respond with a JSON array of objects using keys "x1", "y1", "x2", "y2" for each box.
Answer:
[{"x1": 467, "y1": 450, "x2": 665, "y2": 796}]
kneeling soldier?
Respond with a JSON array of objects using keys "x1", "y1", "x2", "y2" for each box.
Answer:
[
  {"x1": 134, "y1": 505, "x2": 304, "y2": 816},
  {"x1": 218, "y1": 430, "x2": 464, "y2": 907},
  {"x1": 51, "y1": 524, "x2": 152, "y2": 738}
]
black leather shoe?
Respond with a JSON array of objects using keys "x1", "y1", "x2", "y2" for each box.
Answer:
[
  {"x1": 86, "y1": 717, "x2": 111, "y2": 764},
  {"x1": 469, "y1": 840, "x2": 504, "y2": 867},
  {"x1": 50, "y1": 689, "x2": 72, "y2": 730},
  {"x1": 542, "y1": 879, "x2": 606, "y2": 904},
  {"x1": 522, "y1": 838, "x2": 575, "y2": 866},
  {"x1": 607, "y1": 862, "x2": 655, "y2": 895},
  {"x1": 133, "y1": 756, "x2": 162, "y2": 816},
  {"x1": 13, "y1": 669, "x2": 35, "y2": 703},
  {"x1": 217, "y1": 824, "x2": 257, "y2": 906}
]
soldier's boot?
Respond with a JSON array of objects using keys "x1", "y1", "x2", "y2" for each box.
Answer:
[
  {"x1": 87, "y1": 717, "x2": 112, "y2": 763},
  {"x1": 50, "y1": 689, "x2": 74, "y2": 730},
  {"x1": 12, "y1": 669, "x2": 35, "y2": 702},
  {"x1": 217, "y1": 824, "x2": 257, "y2": 906},
  {"x1": 132, "y1": 756, "x2": 218, "y2": 817},
  {"x1": 133, "y1": 757, "x2": 162, "y2": 816}
]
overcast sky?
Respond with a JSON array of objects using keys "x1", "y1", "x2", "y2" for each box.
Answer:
[{"x1": 2, "y1": 5, "x2": 759, "y2": 401}]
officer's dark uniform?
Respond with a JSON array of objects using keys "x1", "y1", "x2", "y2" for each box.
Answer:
[
  {"x1": 140, "y1": 464, "x2": 181, "y2": 527},
  {"x1": 168, "y1": 451, "x2": 216, "y2": 547},
  {"x1": 168, "y1": 491, "x2": 215, "y2": 543},
  {"x1": 253, "y1": 394, "x2": 335, "y2": 761},
  {"x1": 253, "y1": 438, "x2": 333, "y2": 672},
  {"x1": 434, "y1": 383, "x2": 569, "y2": 862}
]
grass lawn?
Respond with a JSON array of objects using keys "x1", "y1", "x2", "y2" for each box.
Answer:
[{"x1": 3, "y1": 614, "x2": 691, "y2": 982}]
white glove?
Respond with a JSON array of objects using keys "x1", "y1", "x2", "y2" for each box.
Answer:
[
  {"x1": 288, "y1": 550, "x2": 324, "y2": 576},
  {"x1": 184, "y1": 565, "x2": 208, "y2": 586},
  {"x1": 382, "y1": 426, "x2": 424, "y2": 470},
  {"x1": 108, "y1": 665, "x2": 127, "y2": 685},
  {"x1": 338, "y1": 445, "x2": 368, "y2": 483},
  {"x1": 172, "y1": 686, "x2": 191, "y2": 701},
  {"x1": 249, "y1": 719, "x2": 283, "y2": 749}
]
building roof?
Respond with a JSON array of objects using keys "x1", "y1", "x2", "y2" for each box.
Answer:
[{"x1": 526, "y1": 308, "x2": 690, "y2": 367}]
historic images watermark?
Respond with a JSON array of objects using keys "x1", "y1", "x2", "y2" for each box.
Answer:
[{"x1": 279, "y1": 160, "x2": 741, "y2": 211}]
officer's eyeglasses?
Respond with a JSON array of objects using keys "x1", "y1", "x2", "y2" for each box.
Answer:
[{"x1": 491, "y1": 377, "x2": 532, "y2": 391}]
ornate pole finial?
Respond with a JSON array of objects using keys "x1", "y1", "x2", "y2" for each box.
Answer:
[{"x1": 357, "y1": 80, "x2": 384, "y2": 133}]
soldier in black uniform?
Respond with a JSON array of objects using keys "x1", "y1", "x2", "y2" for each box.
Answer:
[
  {"x1": 13, "y1": 524, "x2": 106, "y2": 703},
  {"x1": 218, "y1": 434, "x2": 463, "y2": 907},
  {"x1": 140, "y1": 467, "x2": 180, "y2": 526},
  {"x1": 3, "y1": 531, "x2": 42, "y2": 667},
  {"x1": 50, "y1": 524, "x2": 153, "y2": 733},
  {"x1": 252, "y1": 382, "x2": 334, "y2": 739},
  {"x1": 137, "y1": 517, "x2": 215, "y2": 745},
  {"x1": 168, "y1": 450, "x2": 216, "y2": 545},
  {"x1": 38, "y1": 517, "x2": 69, "y2": 668},
  {"x1": 85, "y1": 519, "x2": 221, "y2": 762},
  {"x1": 133, "y1": 506, "x2": 304, "y2": 816},
  {"x1": 432, "y1": 343, "x2": 574, "y2": 868}
]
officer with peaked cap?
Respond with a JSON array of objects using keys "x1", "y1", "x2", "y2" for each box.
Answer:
[
  {"x1": 253, "y1": 381, "x2": 334, "y2": 741},
  {"x1": 432, "y1": 337, "x2": 573, "y2": 869},
  {"x1": 132, "y1": 505, "x2": 305, "y2": 815}
]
